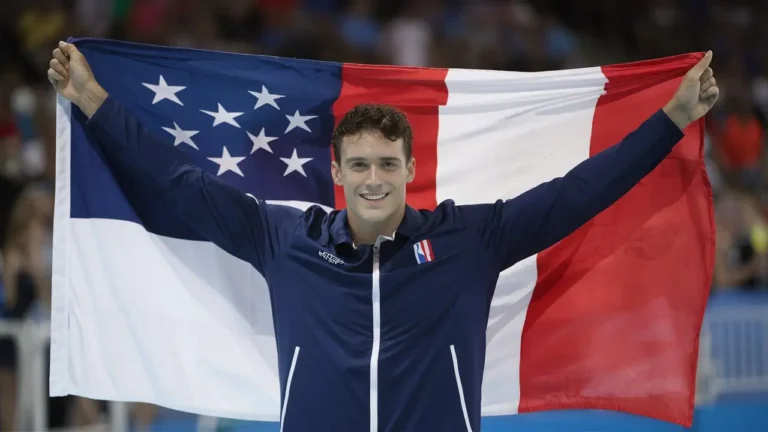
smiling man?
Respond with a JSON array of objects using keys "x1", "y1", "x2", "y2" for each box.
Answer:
[
  {"x1": 330, "y1": 104, "x2": 415, "y2": 246},
  {"x1": 48, "y1": 41, "x2": 718, "y2": 432}
]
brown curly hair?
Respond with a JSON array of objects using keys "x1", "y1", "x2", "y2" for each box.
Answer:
[{"x1": 331, "y1": 104, "x2": 413, "y2": 164}]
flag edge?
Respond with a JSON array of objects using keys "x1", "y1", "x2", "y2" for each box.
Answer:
[{"x1": 50, "y1": 94, "x2": 73, "y2": 396}]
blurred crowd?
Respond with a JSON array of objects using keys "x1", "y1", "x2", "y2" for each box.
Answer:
[{"x1": 0, "y1": 0, "x2": 766, "y2": 430}]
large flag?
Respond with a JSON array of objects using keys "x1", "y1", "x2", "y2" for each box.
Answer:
[{"x1": 50, "y1": 37, "x2": 713, "y2": 427}]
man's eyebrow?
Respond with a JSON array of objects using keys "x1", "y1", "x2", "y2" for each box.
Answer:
[
  {"x1": 344, "y1": 157, "x2": 367, "y2": 164},
  {"x1": 344, "y1": 156, "x2": 402, "y2": 163}
]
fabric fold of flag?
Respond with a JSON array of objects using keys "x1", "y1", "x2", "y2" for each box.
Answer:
[{"x1": 50, "y1": 37, "x2": 713, "y2": 427}]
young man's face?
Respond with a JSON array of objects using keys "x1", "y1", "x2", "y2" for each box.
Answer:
[{"x1": 331, "y1": 130, "x2": 415, "y2": 225}]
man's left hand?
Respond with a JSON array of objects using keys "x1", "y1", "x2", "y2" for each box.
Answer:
[{"x1": 663, "y1": 50, "x2": 719, "y2": 130}]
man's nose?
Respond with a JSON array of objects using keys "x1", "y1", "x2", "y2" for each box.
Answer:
[{"x1": 365, "y1": 166, "x2": 382, "y2": 186}]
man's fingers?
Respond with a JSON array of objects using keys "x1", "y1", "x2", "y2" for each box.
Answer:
[
  {"x1": 688, "y1": 50, "x2": 713, "y2": 79},
  {"x1": 52, "y1": 47, "x2": 69, "y2": 69},
  {"x1": 701, "y1": 77, "x2": 716, "y2": 92},
  {"x1": 49, "y1": 58, "x2": 68, "y2": 79},
  {"x1": 47, "y1": 68, "x2": 64, "y2": 85},
  {"x1": 701, "y1": 85, "x2": 719, "y2": 100},
  {"x1": 699, "y1": 67, "x2": 713, "y2": 83}
]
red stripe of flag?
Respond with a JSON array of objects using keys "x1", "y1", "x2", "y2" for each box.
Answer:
[
  {"x1": 519, "y1": 53, "x2": 714, "y2": 426},
  {"x1": 332, "y1": 64, "x2": 449, "y2": 211}
]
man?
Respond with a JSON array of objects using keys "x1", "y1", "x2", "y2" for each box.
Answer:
[{"x1": 47, "y1": 41, "x2": 718, "y2": 431}]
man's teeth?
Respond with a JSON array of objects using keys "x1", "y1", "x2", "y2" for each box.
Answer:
[{"x1": 362, "y1": 193, "x2": 387, "y2": 200}]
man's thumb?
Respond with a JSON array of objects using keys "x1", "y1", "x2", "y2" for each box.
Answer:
[{"x1": 688, "y1": 50, "x2": 713, "y2": 78}]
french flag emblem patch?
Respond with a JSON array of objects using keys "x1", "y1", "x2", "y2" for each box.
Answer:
[{"x1": 413, "y1": 239, "x2": 434, "y2": 264}]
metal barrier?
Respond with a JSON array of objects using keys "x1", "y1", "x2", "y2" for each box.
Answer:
[
  {"x1": 0, "y1": 318, "x2": 128, "y2": 432},
  {"x1": 704, "y1": 304, "x2": 768, "y2": 395},
  {"x1": 695, "y1": 326, "x2": 720, "y2": 405},
  {"x1": 0, "y1": 319, "x2": 50, "y2": 431},
  {"x1": 0, "y1": 303, "x2": 765, "y2": 430}
]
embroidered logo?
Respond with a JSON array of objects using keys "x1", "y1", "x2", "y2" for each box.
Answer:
[
  {"x1": 319, "y1": 251, "x2": 345, "y2": 265},
  {"x1": 413, "y1": 239, "x2": 434, "y2": 264}
]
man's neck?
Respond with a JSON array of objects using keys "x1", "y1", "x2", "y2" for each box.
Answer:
[{"x1": 348, "y1": 206, "x2": 405, "y2": 247}]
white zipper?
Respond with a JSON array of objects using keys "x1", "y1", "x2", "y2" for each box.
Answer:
[
  {"x1": 450, "y1": 344, "x2": 473, "y2": 432},
  {"x1": 370, "y1": 235, "x2": 393, "y2": 432},
  {"x1": 280, "y1": 346, "x2": 300, "y2": 432}
]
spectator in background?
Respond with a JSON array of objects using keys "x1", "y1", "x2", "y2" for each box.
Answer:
[
  {"x1": 339, "y1": 0, "x2": 380, "y2": 54},
  {"x1": 540, "y1": 13, "x2": 577, "y2": 70},
  {"x1": 711, "y1": 87, "x2": 766, "y2": 194},
  {"x1": 380, "y1": 2, "x2": 434, "y2": 66},
  {"x1": 0, "y1": 185, "x2": 50, "y2": 431},
  {"x1": 0, "y1": 70, "x2": 25, "y2": 182},
  {"x1": 753, "y1": 71, "x2": 768, "y2": 121},
  {"x1": 16, "y1": 0, "x2": 68, "y2": 73},
  {"x1": 714, "y1": 188, "x2": 768, "y2": 290},
  {"x1": 0, "y1": 69, "x2": 26, "y2": 251},
  {"x1": 215, "y1": 0, "x2": 264, "y2": 50}
]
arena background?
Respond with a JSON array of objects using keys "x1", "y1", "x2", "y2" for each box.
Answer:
[{"x1": 0, "y1": 0, "x2": 766, "y2": 430}]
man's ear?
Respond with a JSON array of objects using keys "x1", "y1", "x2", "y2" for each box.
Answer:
[
  {"x1": 406, "y1": 157, "x2": 416, "y2": 183},
  {"x1": 331, "y1": 161, "x2": 343, "y2": 186}
]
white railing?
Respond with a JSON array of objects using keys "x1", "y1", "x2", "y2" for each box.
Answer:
[
  {"x1": 703, "y1": 305, "x2": 768, "y2": 395},
  {"x1": 0, "y1": 319, "x2": 50, "y2": 431},
  {"x1": 0, "y1": 318, "x2": 128, "y2": 432},
  {"x1": 695, "y1": 327, "x2": 720, "y2": 405},
  {"x1": 1, "y1": 304, "x2": 765, "y2": 430}
]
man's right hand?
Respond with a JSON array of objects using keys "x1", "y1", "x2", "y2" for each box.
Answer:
[{"x1": 48, "y1": 41, "x2": 108, "y2": 118}]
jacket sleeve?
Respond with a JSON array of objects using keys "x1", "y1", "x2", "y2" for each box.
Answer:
[
  {"x1": 459, "y1": 109, "x2": 686, "y2": 272},
  {"x1": 84, "y1": 94, "x2": 298, "y2": 273}
]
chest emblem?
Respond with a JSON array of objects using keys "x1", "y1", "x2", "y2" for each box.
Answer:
[{"x1": 413, "y1": 239, "x2": 435, "y2": 264}]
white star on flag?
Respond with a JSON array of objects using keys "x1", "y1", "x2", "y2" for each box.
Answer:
[
  {"x1": 280, "y1": 148, "x2": 313, "y2": 177},
  {"x1": 285, "y1": 110, "x2": 317, "y2": 133},
  {"x1": 248, "y1": 85, "x2": 284, "y2": 110},
  {"x1": 247, "y1": 128, "x2": 278, "y2": 154},
  {"x1": 162, "y1": 122, "x2": 199, "y2": 149},
  {"x1": 208, "y1": 147, "x2": 246, "y2": 176},
  {"x1": 200, "y1": 104, "x2": 244, "y2": 128},
  {"x1": 142, "y1": 75, "x2": 185, "y2": 105}
]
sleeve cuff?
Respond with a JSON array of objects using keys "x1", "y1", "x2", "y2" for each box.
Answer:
[
  {"x1": 654, "y1": 108, "x2": 687, "y2": 141},
  {"x1": 85, "y1": 93, "x2": 114, "y2": 126}
]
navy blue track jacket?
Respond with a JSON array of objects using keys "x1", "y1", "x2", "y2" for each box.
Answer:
[{"x1": 84, "y1": 95, "x2": 685, "y2": 431}]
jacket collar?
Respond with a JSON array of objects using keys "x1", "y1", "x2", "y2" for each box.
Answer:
[{"x1": 330, "y1": 205, "x2": 424, "y2": 247}]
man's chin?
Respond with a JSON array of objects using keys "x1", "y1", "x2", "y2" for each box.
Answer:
[
  {"x1": 358, "y1": 208, "x2": 390, "y2": 223},
  {"x1": 352, "y1": 204, "x2": 393, "y2": 223}
]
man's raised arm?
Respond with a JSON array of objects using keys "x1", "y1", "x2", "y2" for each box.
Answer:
[
  {"x1": 461, "y1": 51, "x2": 719, "y2": 272},
  {"x1": 48, "y1": 41, "x2": 296, "y2": 272}
]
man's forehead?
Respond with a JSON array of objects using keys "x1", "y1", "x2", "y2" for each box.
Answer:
[
  {"x1": 341, "y1": 129, "x2": 400, "y2": 144},
  {"x1": 340, "y1": 133, "x2": 405, "y2": 159}
]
